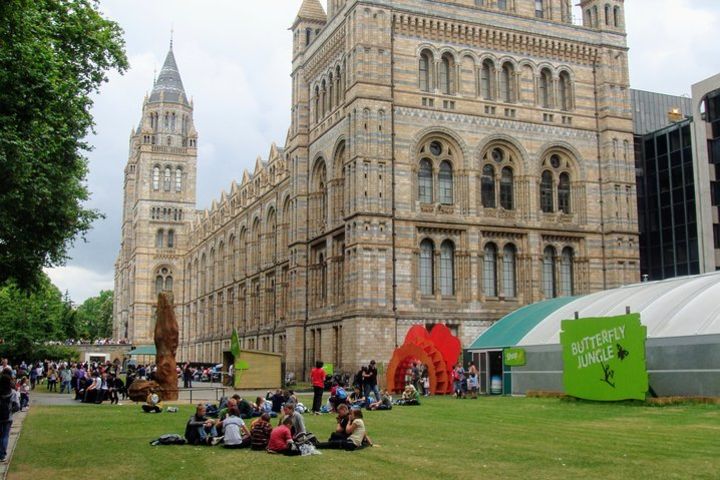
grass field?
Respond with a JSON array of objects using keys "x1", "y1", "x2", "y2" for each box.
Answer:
[{"x1": 9, "y1": 396, "x2": 720, "y2": 480}]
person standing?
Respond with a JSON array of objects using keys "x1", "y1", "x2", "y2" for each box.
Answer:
[
  {"x1": 363, "y1": 360, "x2": 381, "y2": 404},
  {"x1": 310, "y1": 361, "x2": 326, "y2": 415},
  {"x1": 183, "y1": 363, "x2": 193, "y2": 389},
  {"x1": 0, "y1": 370, "x2": 20, "y2": 463}
]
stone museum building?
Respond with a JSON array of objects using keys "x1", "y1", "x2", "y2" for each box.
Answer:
[{"x1": 113, "y1": 0, "x2": 639, "y2": 377}]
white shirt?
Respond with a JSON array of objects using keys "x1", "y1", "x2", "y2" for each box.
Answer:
[{"x1": 222, "y1": 416, "x2": 245, "y2": 445}]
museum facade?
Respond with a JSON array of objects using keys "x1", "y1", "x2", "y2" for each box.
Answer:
[{"x1": 113, "y1": 0, "x2": 638, "y2": 377}]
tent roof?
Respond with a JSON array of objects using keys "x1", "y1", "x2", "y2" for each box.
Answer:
[
  {"x1": 128, "y1": 345, "x2": 156, "y2": 356},
  {"x1": 468, "y1": 296, "x2": 577, "y2": 350},
  {"x1": 468, "y1": 271, "x2": 720, "y2": 350}
]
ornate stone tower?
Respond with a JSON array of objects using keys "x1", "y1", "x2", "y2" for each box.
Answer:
[{"x1": 113, "y1": 43, "x2": 198, "y2": 346}]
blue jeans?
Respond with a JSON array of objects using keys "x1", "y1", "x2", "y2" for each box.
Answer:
[
  {"x1": 198, "y1": 425, "x2": 217, "y2": 442},
  {"x1": 0, "y1": 421, "x2": 12, "y2": 460},
  {"x1": 364, "y1": 384, "x2": 380, "y2": 404}
]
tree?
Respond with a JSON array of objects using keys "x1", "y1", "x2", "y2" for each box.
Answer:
[
  {"x1": 0, "y1": 0, "x2": 128, "y2": 288},
  {"x1": 75, "y1": 290, "x2": 113, "y2": 340},
  {"x1": 0, "y1": 273, "x2": 66, "y2": 346}
]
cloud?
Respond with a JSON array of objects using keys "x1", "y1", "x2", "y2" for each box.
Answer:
[{"x1": 45, "y1": 266, "x2": 114, "y2": 304}]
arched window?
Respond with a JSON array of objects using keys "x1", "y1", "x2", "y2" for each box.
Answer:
[
  {"x1": 543, "y1": 246, "x2": 556, "y2": 298},
  {"x1": 152, "y1": 166, "x2": 160, "y2": 190},
  {"x1": 165, "y1": 276, "x2": 173, "y2": 291},
  {"x1": 558, "y1": 71, "x2": 572, "y2": 111},
  {"x1": 419, "y1": 239, "x2": 434, "y2": 295},
  {"x1": 439, "y1": 161, "x2": 453, "y2": 204},
  {"x1": 500, "y1": 167, "x2": 514, "y2": 210},
  {"x1": 319, "y1": 253, "x2": 327, "y2": 303},
  {"x1": 167, "y1": 229, "x2": 175, "y2": 248},
  {"x1": 163, "y1": 167, "x2": 171, "y2": 191},
  {"x1": 155, "y1": 229, "x2": 164, "y2": 249},
  {"x1": 320, "y1": 80, "x2": 327, "y2": 117},
  {"x1": 483, "y1": 243, "x2": 497, "y2": 297},
  {"x1": 314, "y1": 86, "x2": 320, "y2": 123},
  {"x1": 439, "y1": 54, "x2": 453, "y2": 95},
  {"x1": 613, "y1": 6, "x2": 621, "y2": 27},
  {"x1": 560, "y1": 247, "x2": 574, "y2": 296},
  {"x1": 540, "y1": 68, "x2": 552, "y2": 108},
  {"x1": 155, "y1": 275, "x2": 163, "y2": 294},
  {"x1": 481, "y1": 60, "x2": 493, "y2": 100},
  {"x1": 175, "y1": 168, "x2": 182, "y2": 192},
  {"x1": 502, "y1": 244, "x2": 516, "y2": 298},
  {"x1": 335, "y1": 65, "x2": 342, "y2": 105},
  {"x1": 311, "y1": 159, "x2": 327, "y2": 233},
  {"x1": 605, "y1": 4, "x2": 611, "y2": 25},
  {"x1": 558, "y1": 172, "x2": 571, "y2": 214},
  {"x1": 535, "y1": 0, "x2": 544, "y2": 18},
  {"x1": 418, "y1": 158, "x2": 433, "y2": 203},
  {"x1": 540, "y1": 170, "x2": 554, "y2": 213},
  {"x1": 419, "y1": 51, "x2": 431, "y2": 92},
  {"x1": 328, "y1": 73, "x2": 334, "y2": 111},
  {"x1": 481, "y1": 164, "x2": 496, "y2": 208},
  {"x1": 500, "y1": 63, "x2": 515, "y2": 103},
  {"x1": 440, "y1": 240, "x2": 455, "y2": 296}
]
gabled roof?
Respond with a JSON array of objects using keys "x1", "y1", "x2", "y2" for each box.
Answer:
[
  {"x1": 295, "y1": 0, "x2": 326, "y2": 23},
  {"x1": 149, "y1": 46, "x2": 188, "y2": 105}
]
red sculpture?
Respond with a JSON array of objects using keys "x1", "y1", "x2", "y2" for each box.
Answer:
[
  {"x1": 386, "y1": 324, "x2": 462, "y2": 395},
  {"x1": 154, "y1": 292, "x2": 179, "y2": 401}
]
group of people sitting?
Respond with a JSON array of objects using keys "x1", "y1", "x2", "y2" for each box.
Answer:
[
  {"x1": 183, "y1": 395, "x2": 373, "y2": 454},
  {"x1": 75, "y1": 370, "x2": 125, "y2": 404}
]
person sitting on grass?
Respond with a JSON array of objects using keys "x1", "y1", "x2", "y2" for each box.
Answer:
[
  {"x1": 250, "y1": 413, "x2": 273, "y2": 451},
  {"x1": 184, "y1": 403, "x2": 222, "y2": 446},
  {"x1": 278, "y1": 402, "x2": 306, "y2": 437},
  {"x1": 327, "y1": 403, "x2": 350, "y2": 442},
  {"x1": 269, "y1": 389, "x2": 286, "y2": 413},
  {"x1": 396, "y1": 385, "x2": 420, "y2": 406},
  {"x1": 142, "y1": 391, "x2": 163, "y2": 413},
  {"x1": 218, "y1": 407, "x2": 250, "y2": 449},
  {"x1": 267, "y1": 416, "x2": 300, "y2": 455},
  {"x1": 368, "y1": 389, "x2": 393, "y2": 411},
  {"x1": 236, "y1": 395, "x2": 256, "y2": 419},
  {"x1": 349, "y1": 386, "x2": 367, "y2": 409},
  {"x1": 317, "y1": 408, "x2": 374, "y2": 451}
]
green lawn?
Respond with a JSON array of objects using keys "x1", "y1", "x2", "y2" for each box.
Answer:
[{"x1": 10, "y1": 396, "x2": 720, "y2": 479}]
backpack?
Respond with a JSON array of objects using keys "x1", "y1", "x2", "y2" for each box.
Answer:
[
  {"x1": 150, "y1": 433, "x2": 186, "y2": 446},
  {"x1": 336, "y1": 387, "x2": 347, "y2": 400}
]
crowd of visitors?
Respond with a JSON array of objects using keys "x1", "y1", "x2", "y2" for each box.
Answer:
[
  {"x1": 182, "y1": 392, "x2": 374, "y2": 454},
  {"x1": 44, "y1": 338, "x2": 129, "y2": 346}
]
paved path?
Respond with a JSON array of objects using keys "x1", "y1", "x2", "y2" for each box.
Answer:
[{"x1": 0, "y1": 409, "x2": 27, "y2": 480}]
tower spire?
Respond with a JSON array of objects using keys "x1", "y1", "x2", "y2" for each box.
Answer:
[{"x1": 170, "y1": 25, "x2": 174, "y2": 50}]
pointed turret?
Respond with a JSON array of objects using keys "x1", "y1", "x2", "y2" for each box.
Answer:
[
  {"x1": 291, "y1": 0, "x2": 327, "y2": 55},
  {"x1": 149, "y1": 44, "x2": 188, "y2": 105},
  {"x1": 295, "y1": 0, "x2": 326, "y2": 24}
]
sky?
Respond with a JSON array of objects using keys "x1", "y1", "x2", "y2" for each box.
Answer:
[{"x1": 45, "y1": 0, "x2": 720, "y2": 304}]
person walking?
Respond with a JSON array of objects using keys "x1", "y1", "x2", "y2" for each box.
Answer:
[
  {"x1": 310, "y1": 361, "x2": 326, "y2": 415},
  {"x1": 0, "y1": 370, "x2": 20, "y2": 463}
]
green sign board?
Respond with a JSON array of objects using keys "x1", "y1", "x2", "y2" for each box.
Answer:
[
  {"x1": 504, "y1": 348, "x2": 526, "y2": 366},
  {"x1": 560, "y1": 314, "x2": 648, "y2": 401},
  {"x1": 230, "y1": 328, "x2": 241, "y2": 359},
  {"x1": 323, "y1": 363, "x2": 334, "y2": 375}
]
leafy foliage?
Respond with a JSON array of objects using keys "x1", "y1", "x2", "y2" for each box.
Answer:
[
  {"x1": 75, "y1": 290, "x2": 113, "y2": 340},
  {"x1": 0, "y1": 0, "x2": 128, "y2": 288},
  {"x1": 0, "y1": 273, "x2": 112, "y2": 361}
]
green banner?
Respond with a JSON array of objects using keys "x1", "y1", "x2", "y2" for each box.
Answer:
[
  {"x1": 560, "y1": 314, "x2": 648, "y2": 401},
  {"x1": 504, "y1": 348, "x2": 526, "y2": 366},
  {"x1": 323, "y1": 363, "x2": 334, "y2": 375},
  {"x1": 230, "y1": 328, "x2": 241, "y2": 359}
]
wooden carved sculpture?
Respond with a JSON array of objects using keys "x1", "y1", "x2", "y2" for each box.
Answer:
[{"x1": 154, "y1": 292, "x2": 179, "y2": 400}]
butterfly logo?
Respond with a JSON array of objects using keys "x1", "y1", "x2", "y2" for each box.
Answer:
[{"x1": 617, "y1": 343, "x2": 629, "y2": 361}]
